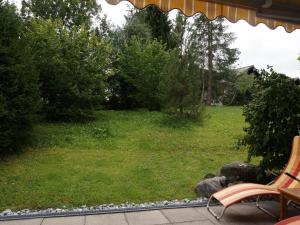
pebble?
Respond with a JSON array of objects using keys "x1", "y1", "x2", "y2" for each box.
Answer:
[{"x1": 0, "y1": 198, "x2": 206, "y2": 219}]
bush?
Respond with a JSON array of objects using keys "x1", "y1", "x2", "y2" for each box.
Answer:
[
  {"x1": 117, "y1": 38, "x2": 170, "y2": 111},
  {"x1": 240, "y1": 68, "x2": 300, "y2": 170},
  {"x1": 0, "y1": 2, "x2": 40, "y2": 156},
  {"x1": 25, "y1": 19, "x2": 113, "y2": 121}
]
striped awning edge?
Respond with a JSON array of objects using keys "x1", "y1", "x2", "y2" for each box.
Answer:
[{"x1": 105, "y1": 0, "x2": 300, "y2": 33}]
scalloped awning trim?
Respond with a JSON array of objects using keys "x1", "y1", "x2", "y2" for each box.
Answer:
[{"x1": 105, "y1": 0, "x2": 300, "y2": 33}]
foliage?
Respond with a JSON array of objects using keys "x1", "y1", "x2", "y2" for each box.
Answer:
[
  {"x1": 240, "y1": 68, "x2": 300, "y2": 170},
  {"x1": 162, "y1": 53, "x2": 205, "y2": 120},
  {"x1": 231, "y1": 72, "x2": 254, "y2": 105},
  {"x1": 0, "y1": 107, "x2": 249, "y2": 210},
  {"x1": 142, "y1": 6, "x2": 174, "y2": 49},
  {"x1": 123, "y1": 15, "x2": 152, "y2": 41},
  {"x1": 0, "y1": 1, "x2": 40, "y2": 156},
  {"x1": 25, "y1": 19, "x2": 113, "y2": 121},
  {"x1": 105, "y1": 11, "x2": 153, "y2": 110},
  {"x1": 190, "y1": 15, "x2": 240, "y2": 104},
  {"x1": 118, "y1": 38, "x2": 170, "y2": 110},
  {"x1": 21, "y1": 0, "x2": 100, "y2": 29},
  {"x1": 161, "y1": 13, "x2": 205, "y2": 120}
]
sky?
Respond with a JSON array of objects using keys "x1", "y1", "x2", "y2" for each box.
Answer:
[{"x1": 11, "y1": 0, "x2": 300, "y2": 78}]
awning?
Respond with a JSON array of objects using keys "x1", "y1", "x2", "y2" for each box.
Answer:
[{"x1": 105, "y1": 0, "x2": 300, "y2": 33}]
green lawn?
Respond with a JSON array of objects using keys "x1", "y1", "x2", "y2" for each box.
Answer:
[{"x1": 0, "y1": 107, "x2": 250, "y2": 210}]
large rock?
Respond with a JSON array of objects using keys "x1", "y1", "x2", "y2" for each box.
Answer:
[
  {"x1": 195, "y1": 176, "x2": 226, "y2": 198},
  {"x1": 220, "y1": 161, "x2": 259, "y2": 183}
]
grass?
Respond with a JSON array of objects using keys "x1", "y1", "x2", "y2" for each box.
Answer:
[{"x1": 0, "y1": 106, "x2": 250, "y2": 210}]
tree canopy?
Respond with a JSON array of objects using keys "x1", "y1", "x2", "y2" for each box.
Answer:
[
  {"x1": 0, "y1": 1, "x2": 40, "y2": 155},
  {"x1": 21, "y1": 0, "x2": 100, "y2": 28}
]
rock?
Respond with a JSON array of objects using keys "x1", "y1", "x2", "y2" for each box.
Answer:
[
  {"x1": 2, "y1": 209, "x2": 12, "y2": 216},
  {"x1": 195, "y1": 176, "x2": 226, "y2": 198},
  {"x1": 220, "y1": 161, "x2": 260, "y2": 183},
  {"x1": 203, "y1": 173, "x2": 216, "y2": 179}
]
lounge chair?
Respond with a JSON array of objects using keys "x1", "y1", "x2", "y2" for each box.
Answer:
[{"x1": 207, "y1": 136, "x2": 300, "y2": 220}]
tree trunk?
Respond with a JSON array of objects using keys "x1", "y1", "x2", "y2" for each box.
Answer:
[{"x1": 207, "y1": 21, "x2": 213, "y2": 105}]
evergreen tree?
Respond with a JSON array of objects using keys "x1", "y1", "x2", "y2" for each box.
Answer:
[
  {"x1": 143, "y1": 6, "x2": 174, "y2": 48},
  {"x1": 106, "y1": 9, "x2": 153, "y2": 109},
  {"x1": 0, "y1": 1, "x2": 40, "y2": 155},
  {"x1": 118, "y1": 38, "x2": 170, "y2": 110},
  {"x1": 161, "y1": 13, "x2": 204, "y2": 119},
  {"x1": 190, "y1": 15, "x2": 239, "y2": 104}
]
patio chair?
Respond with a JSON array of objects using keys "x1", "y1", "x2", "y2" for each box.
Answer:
[
  {"x1": 275, "y1": 215, "x2": 300, "y2": 225},
  {"x1": 207, "y1": 136, "x2": 300, "y2": 220}
]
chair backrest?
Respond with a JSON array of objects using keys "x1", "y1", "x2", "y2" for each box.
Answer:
[{"x1": 272, "y1": 136, "x2": 300, "y2": 189}]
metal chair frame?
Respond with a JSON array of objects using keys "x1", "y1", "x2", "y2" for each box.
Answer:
[{"x1": 207, "y1": 194, "x2": 280, "y2": 220}]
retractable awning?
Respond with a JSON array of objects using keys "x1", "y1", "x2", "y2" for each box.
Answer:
[{"x1": 105, "y1": 0, "x2": 300, "y2": 33}]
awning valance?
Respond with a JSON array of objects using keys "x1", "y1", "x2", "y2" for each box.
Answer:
[{"x1": 105, "y1": 0, "x2": 300, "y2": 33}]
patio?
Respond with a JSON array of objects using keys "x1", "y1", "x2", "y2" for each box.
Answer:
[{"x1": 0, "y1": 201, "x2": 299, "y2": 225}]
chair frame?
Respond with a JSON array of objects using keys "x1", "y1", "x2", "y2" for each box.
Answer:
[{"x1": 206, "y1": 194, "x2": 278, "y2": 220}]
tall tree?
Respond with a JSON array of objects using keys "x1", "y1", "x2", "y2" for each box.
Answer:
[
  {"x1": 161, "y1": 12, "x2": 204, "y2": 119},
  {"x1": 128, "y1": 6, "x2": 174, "y2": 48},
  {"x1": 105, "y1": 9, "x2": 153, "y2": 109},
  {"x1": 190, "y1": 15, "x2": 239, "y2": 104},
  {"x1": 118, "y1": 38, "x2": 170, "y2": 110},
  {"x1": 0, "y1": 1, "x2": 40, "y2": 155},
  {"x1": 143, "y1": 6, "x2": 173, "y2": 48},
  {"x1": 21, "y1": 0, "x2": 100, "y2": 28}
]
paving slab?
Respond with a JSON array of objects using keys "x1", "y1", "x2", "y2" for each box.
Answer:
[
  {"x1": 86, "y1": 213, "x2": 128, "y2": 225},
  {"x1": 41, "y1": 216, "x2": 84, "y2": 225},
  {"x1": 161, "y1": 208, "x2": 206, "y2": 223},
  {"x1": 1, "y1": 201, "x2": 299, "y2": 225},
  {"x1": 0, "y1": 218, "x2": 43, "y2": 225},
  {"x1": 126, "y1": 210, "x2": 169, "y2": 225}
]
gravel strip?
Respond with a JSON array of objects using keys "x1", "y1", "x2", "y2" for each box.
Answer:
[{"x1": 0, "y1": 198, "x2": 211, "y2": 221}]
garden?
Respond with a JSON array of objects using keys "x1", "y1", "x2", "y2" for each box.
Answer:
[{"x1": 0, "y1": 0, "x2": 300, "y2": 215}]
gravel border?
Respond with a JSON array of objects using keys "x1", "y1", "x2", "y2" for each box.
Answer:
[{"x1": 0, "y1": 198, "x2": 214, "y2": 221}]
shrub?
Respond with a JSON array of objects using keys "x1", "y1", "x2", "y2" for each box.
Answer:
[
  {"x1": 0, "y1": 2, "x2": 40, "y2": 156},
  {"x1": 118, "y1": 38, "x2": 170, "y2": 111},
  {"x1": 25, "y1": 19, "x2": 113, "y2": 121},
  {"x1": 240, "y1": 68, "x2": 300, "y2": 170}
]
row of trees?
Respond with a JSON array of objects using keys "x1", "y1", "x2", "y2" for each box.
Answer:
[
  {"x1": 0, "y1": 0, "x2": 240, "y2": 155},
  {"x1": 108, "y1": 10, "x2": 240, "y2": 112}
]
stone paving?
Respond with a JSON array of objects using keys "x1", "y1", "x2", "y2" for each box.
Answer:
[{"x1": 0, "y1": 201, "x2": 299, "y2": 225}]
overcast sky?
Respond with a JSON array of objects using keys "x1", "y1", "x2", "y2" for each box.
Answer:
[{"x1": 11, "y1": 0, "x2": 300, "y2": 78}]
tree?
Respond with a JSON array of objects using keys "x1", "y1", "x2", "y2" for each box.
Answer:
[
  {"x1": 21, "y1": 0, "x2": 100, "y2": 28},
  {"x1": 118, "y1": 38, "x2": 170, "y2": 110},
  {"x1": 0, "y1": 1, "x2": 40, "y2": 156},
  {"x1": 190, "y1": 15, "x2": 239, "y2": 104},
  {"x1": 240, "y1": 68, "x2": 300, "y2": 171},
  {"x1": 123, "y1": 14, "x2": 152, "y2": 41},
  {"x1": 161, "y1": 12, "x2": 204, "y2": 119},
  {"x1": 25, "y1": 19, "x2": 113, "y2": 121},
  {"x1": 142, "y1": 6, "x2": 174, "y2": 49},
  {"x1": 105, "y1": 10, "x2": 154, "y2": 109}
]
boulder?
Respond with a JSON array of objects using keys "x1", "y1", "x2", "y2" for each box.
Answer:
[
  {"x1": 195, "y1": 176, "x2": 226, "y2": 198},
  {"x1": 220, "y1": 161, "x2": 260, "y2": 183},
  {"x1": 203, "y1": 173, "x2": 216, "y2": 179}
]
